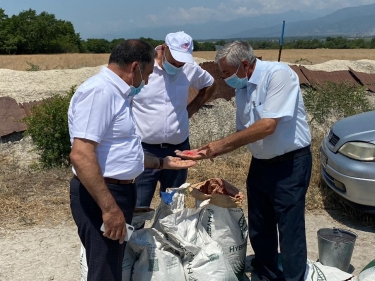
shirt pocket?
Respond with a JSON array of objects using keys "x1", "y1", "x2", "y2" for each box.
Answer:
[{"x1": 253, "y1": 104, "x2": 264, "y2": 122}]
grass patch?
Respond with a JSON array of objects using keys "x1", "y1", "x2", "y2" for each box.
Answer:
[{"x1": 0, "y1": 159, "x2": 73, "y2": 229}]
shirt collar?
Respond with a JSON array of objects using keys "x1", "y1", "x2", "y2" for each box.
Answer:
[
  {"x1": 248, "y1": 59, "x2": 263, "y2": 85},
  {"x1": 100, "y1": 66, "x2": 131, "y2": 97}
]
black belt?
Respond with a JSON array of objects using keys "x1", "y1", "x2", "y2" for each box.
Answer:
[
  {"x1": 73, "y1": 175, "x2": 135, "y2": 185},
  {"x1": 253, "y1": 145, "x2": 311, "y2": 164},
  {"x1": 142, "y1": 138, "x2": 189, "y2": 149}
]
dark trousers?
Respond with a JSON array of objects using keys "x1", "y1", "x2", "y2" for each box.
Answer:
[
  {"x1": 246, "y1": 147, "x2": 312, "y2": 281},
  {"x1": 135, "y1": 138, "x2": 190, "y2": 208},
  {"x1": 70, "y1": 177, "x2": 136, "y2": 281}
]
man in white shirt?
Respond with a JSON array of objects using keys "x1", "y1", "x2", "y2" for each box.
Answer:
[
  {"x1": 131, "y1": 31, "x2": 216, "y2": 212},
  {"x1": 68, "y1": 39, "x2": 195, "y2": 281},
  {"x1": 177, "y1": 41, "x2": 312, "y2": 281}
]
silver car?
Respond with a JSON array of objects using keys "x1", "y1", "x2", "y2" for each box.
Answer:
[{"x1": 320, "y1": 111, "x2": 375, "y2": 214}]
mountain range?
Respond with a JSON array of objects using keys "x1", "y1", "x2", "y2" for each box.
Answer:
[
  {"x1": 102, "y1": 3, "x2": 375, "y2": 40},
  {"x1": 229, "y1": 3, "x2": 375, "y2": 39}
]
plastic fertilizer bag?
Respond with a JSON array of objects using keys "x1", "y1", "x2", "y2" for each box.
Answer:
[
  {"x1": 132, "y1": 207, "x2": 155, "y2": 230},
  {"x1": 151, "y1": 183, "x2": 190, "y2": 231},
  {"x1": 190, "y1": 178, "x2": 248, "y2": 280},
  {"x1": 160, "y1": 207, "x2": 238, "y2": 281},
  {"x1": 128, "y1": 228, "x2": 185, "y2": 281}
]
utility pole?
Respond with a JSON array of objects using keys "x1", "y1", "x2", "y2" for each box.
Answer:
[{"x1": 278, "y1": 21, "x2": 286, "y2": 62}]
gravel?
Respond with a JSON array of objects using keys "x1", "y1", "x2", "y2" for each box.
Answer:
[{"x1": 189, "y1": 98, "x2": 237, "y2": 148}]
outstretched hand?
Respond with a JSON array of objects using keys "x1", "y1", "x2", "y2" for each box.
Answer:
[
  {"x1": 176, "y1": 141, "x2": 225, "y2": 162},
  {"x1": 163, "y1": 156, "x2": 196, "y2": 169},
  {"x1": 174, "y1": 149, "x2": 209, "y2": 161}
]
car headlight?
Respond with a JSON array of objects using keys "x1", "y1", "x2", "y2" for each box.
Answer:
[{"x1": 338, "y1": 142, "x2": 375, "y2": 161}]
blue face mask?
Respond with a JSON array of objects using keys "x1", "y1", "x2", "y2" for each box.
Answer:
[
  {"x1": 224, "y1": 65, "x2": 248, "y2": 89},
  {"x1": 162, "y1": 55, "x2": 183, "y2": 76},
  {"x1": 129, "y1": 65, "x2": 145, "y2": 97}
]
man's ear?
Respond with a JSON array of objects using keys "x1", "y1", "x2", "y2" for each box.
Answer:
[
  {"x1": 242, "y1": 60, "x2": 249, "y2": 69},
  {"x1": 130, "y1": 61, "x2": 138, "y2": 75}
]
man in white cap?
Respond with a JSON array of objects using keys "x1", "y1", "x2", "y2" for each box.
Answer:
[{"x1": 131, "y1": 31, "x2": 216, "y2": 215}]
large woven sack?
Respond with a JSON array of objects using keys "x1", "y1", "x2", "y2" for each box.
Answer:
[
  {"x1": 159, "y1": 207, "x2": 238, "y2": 281},
  {"x1": 150, "y1": 183, "x2": 190, "y2": 232},
  {"x1": 190, "y1": 178, "x2": 248, "y2": 281},
  {"x1": 128, "y1": 228, "x2": 185, "y2": 281}
]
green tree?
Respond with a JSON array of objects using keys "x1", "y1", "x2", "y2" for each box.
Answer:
[
  {"x1": 0, "y1": 9, "x2": 12, "y2": 53},
  {"x1": 0, "y1": 9, "x2": 8, "y2": 45},
  {"x1": 110, "y1": 38, "x2": 125, "y2": 51},
  {"x1": 215, "y1": 39, "x2": 226, "y2": 46},
  {"x1": 199, "y1": 42, "x2": 216, "y2": 51},
  {"x1": 85, "y1": 38, "x2": 111, "y2": 53},
  {"x1": 193, "y1": 40, "x2": 200, "y2": 51},
  {"x1": 0, "y1": 9, "x2": 81, "y2": 54},
  {"x1": 139, "y1": 37, "x2": 164, "y2": 48},
  {"x1": 350, "y1": 38, "x2": 367, "y2": 49}
]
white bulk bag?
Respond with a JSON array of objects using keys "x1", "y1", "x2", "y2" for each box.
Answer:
[
  {"x1": 304, "y1": 260, "x2": 353, "y2": 281},
  {"x1": 191, "y1": 178, "x2": 248, "y2": 281},
  {"x1": 128, "y1": 228, "x2": 185, "y2": 281},
  {"x1": 151, "y1": 183, "x2": 190, "y2": 231},
  {"x1": 159, "y1": 207, "x2": 238, "y2": 281}
]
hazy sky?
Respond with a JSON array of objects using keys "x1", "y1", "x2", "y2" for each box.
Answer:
[{"x1": 1, "y1": 0, "x2": 375, "y2": 38}]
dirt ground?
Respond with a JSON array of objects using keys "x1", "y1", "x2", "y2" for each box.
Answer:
[{"x1": 0, "y1": 209, "x2": 374, "y2": 280}]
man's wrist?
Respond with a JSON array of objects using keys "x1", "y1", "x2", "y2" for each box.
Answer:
[{"x1": 158, "y1": 157, "x2": 164, "y2": 169}]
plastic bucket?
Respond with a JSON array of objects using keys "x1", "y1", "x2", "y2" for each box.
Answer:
[{"x1": 317, "y1": 228, "x2": 357, "y2": 272}]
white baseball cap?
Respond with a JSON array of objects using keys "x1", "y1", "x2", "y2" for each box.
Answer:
[{"x1": 165, "y1": 31, "x2": 194, "y2": 64}]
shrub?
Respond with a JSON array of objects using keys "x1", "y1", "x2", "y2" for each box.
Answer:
[
  {"x1": 22, "y1": 86, "x2": 75, "y2": 168},
  {"x1": 303, "y1": 82, "x2": 373, "y2": 131},
  {"x1": 25, "y1": 62, "x2": 40, "y2": 71}
]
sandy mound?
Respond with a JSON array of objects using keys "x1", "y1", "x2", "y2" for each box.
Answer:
[
  {"x1": 0, "y1": 58, "x2": 211, "y2": 104},
  {"x1": 302, "y1": 59, "x2": 375, "y2": 73},
  {"x1": 0, "y1": 66, "x2": 104, "y2": 103}
]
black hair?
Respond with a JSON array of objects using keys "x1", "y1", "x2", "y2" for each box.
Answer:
[{"x1": 108, "y1": 39, "x2": 157, "y2": 70}]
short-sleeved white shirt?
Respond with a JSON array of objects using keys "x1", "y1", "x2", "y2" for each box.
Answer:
[
  {"x1": 131, "y1": 47, "x2": 214, "y2": 145},
  {"x1": 68, "y1": 67, "x2": 144, "y2": 180},
  {"x1": 236, "y1": 59, "x2": 311, "y2": 159}
]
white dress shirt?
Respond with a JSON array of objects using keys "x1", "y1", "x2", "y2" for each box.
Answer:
[
  {"x1": 68, "y1": 67, "x2": 144, "y2": 180},
  {"x1": 131, "y1": 49, "x2": 214, "y2": 145},
  {"x1": 236, "y1": 59, "x2": 311, "y2": 159}
]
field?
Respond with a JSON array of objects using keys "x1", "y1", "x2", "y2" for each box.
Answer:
[
  {"x1": 2, "y1": 49, "x2": 375, "y2": 71},
  {"x1": 194, "y1": 49, "x2": 375, "y2": 64}
]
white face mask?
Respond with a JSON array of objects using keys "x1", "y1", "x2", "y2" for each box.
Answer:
[
  {"x1": 129, "y1": 65, "x2": 145, "y2": 97},
  {"x1": 224, "y1": 64, "x2": 248, "y2": 89}
]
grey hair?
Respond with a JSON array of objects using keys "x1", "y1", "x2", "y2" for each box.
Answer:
[{"x1": 214, "y1": 41, "x2": 256, "y2": 66}]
